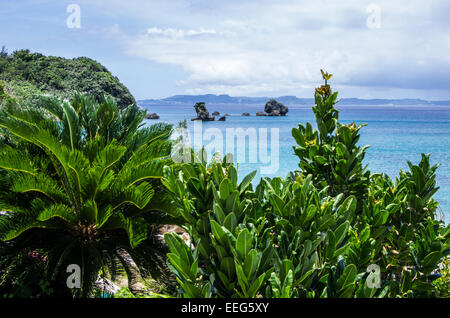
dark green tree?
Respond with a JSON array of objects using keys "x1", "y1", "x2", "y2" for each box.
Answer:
[{"x1": 0, "y1": 94, "x2": 178, "y2": 297}]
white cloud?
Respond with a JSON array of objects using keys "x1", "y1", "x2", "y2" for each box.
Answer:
[
  {"x1": 146, "y1": 27, "x2": 217, "y2": 39},
  {"x1": 100, "y1": 0, "x2": 450, "y2": 98}
]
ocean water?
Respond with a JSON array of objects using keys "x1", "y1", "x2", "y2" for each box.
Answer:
[{"x1": 142, "y1": 103, "x2": 450, "y2": 223}]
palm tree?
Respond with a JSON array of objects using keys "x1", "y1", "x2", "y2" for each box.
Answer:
[{"x1": 0, "y1": 94, "x2": 179, "y2": 297}]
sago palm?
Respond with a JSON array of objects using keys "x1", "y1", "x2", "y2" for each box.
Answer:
[{"x1": 0, "y1": 94, "x2": 179, "y2": 297}]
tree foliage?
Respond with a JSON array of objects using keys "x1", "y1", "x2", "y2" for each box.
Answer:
[
  {"x1": 0, "y1": 49, "x2": 135, "y2": 108},
  {"x1": 0, "y1": 94, "x2": 176, "y2": 297}
]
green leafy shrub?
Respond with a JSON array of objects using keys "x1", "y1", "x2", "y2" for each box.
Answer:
[
  {"x1": 162, "y1": 71, "x2": 450, "y2": 298},
  {"x1": 162, "y1": 152, "x2": 272, "y2": 298},
  {"x1": 162, "y1": 156, "x2": 384, "y2": 298},
  {"x1": 0, "y1": 94, "x2": 177, "y2": 297},
  {"x1": 292, "y1": 70, "x2": 370, "y2": 202}
]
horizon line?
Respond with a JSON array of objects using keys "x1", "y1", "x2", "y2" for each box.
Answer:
[{"x1": 137, "y1": 94, "x2": 450, "y2": 103}]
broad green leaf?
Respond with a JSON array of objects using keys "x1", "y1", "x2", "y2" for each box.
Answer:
[
  {"x1": 337, "y1": 264, "x2": 357, "y2": 290},
  {"x1": 236, "y1": 228, "x2": 252, "y2": 261}
]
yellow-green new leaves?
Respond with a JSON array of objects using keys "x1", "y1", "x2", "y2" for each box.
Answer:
[{"x1": 320, "y1": 69, "x2": 333, "y2": 81}]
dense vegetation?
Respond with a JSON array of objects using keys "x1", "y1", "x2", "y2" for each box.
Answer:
[
  {"x1": 0, "y1": 94, "x2": 177, "y2": 297},
  {"x1": 0, "y1": 68, "x2": 448, "y2": 298},
  {"x1": 163, "y1": 71, "x2": 450, "y2": 298},
  {"x1": 0, "y1": 48, "x2": 135, "y2": 109}
]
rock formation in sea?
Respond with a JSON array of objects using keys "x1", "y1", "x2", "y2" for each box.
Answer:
[
  {"x1": 146, "y1": 112, "x2": 160, "y2": 119},
  {"x1": 256, "y1": 111, "x2": 267, "y2": 116},
  {"x1": 218, "y1": 116, "x2": 226, "y2": 121},
  {"x1": 242, "y1": 112, "x2": 250, "y2": 116},
  {"x1": 212, "y1": 111, "x2": 220, "y2": 116},
  {"x1": 192, "y1": 102, "x2": 215, "y2": 121},
  {"x1": 268, "y1": 110, "x2": 280, "y2": 116},
  {"x1": 264, "y1": 99, "x2": 288, "y2": 116}
]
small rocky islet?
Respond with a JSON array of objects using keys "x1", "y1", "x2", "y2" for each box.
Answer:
[
  {"x1": 191, "y1": 102, "x2": 226, "y2": 121},
  {"x1": 256, "y1": 99, "x2": 289, "y2": 116},
  {"x1": 146, "y1": 112, "x2": 160, "y2": 119},
  {"x1": 189, "y1": 99, "x2": 288, "y2": 120},
  {"x1": 241, "y1": 99, "x2": 289, "y2": 116}
]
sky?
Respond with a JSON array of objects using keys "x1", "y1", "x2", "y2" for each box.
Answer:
[{"x1": 1, "y1": 0, "x2": 450, "y2": 100}]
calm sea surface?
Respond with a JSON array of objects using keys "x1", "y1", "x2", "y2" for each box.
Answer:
[{"x1": 142, "y1": 103, "x2": 450, "y2": 223}]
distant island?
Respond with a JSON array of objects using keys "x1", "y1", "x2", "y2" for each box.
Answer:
[{"x1": 139, "y1": 94, "x2": 450, "y2": 107}]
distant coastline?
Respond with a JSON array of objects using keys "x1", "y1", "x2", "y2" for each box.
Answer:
[{"x1": 138, "y1": 94, "x2": 450, "y2": 107}]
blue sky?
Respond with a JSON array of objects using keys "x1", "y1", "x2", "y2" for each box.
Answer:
[{"x1": 1, "y1": 0, "x2": 450, "y2": 100}]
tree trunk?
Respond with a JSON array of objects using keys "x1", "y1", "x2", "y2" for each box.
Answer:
[{"x1": 116, "y1": 247, "x2": 145, "y2": 295}]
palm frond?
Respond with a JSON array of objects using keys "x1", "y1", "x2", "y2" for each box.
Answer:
[
  {"x1": 0, "y1": 211, "x2": 59, "y2": 241},
  {"x1": 0, "y1": 93, "x2": 177, "y2": 297},
  {"x1": 11, "y1": 173, "x2": 69, "y2": 203},
  {"x1": 37, "y1": 203, "x2": 77, "y2": 223},
  {"x1": 0, "y1": 145, "x2": 37, "y2": 175}
]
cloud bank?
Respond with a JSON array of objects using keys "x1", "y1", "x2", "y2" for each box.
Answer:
[{"x1": 98, "y1": 0, "x2": 450, "y2": 98}]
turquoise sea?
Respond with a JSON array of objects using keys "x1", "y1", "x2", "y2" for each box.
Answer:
[{"x1": 142, "y1": 103, "x2": 450, "y2": 223}]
